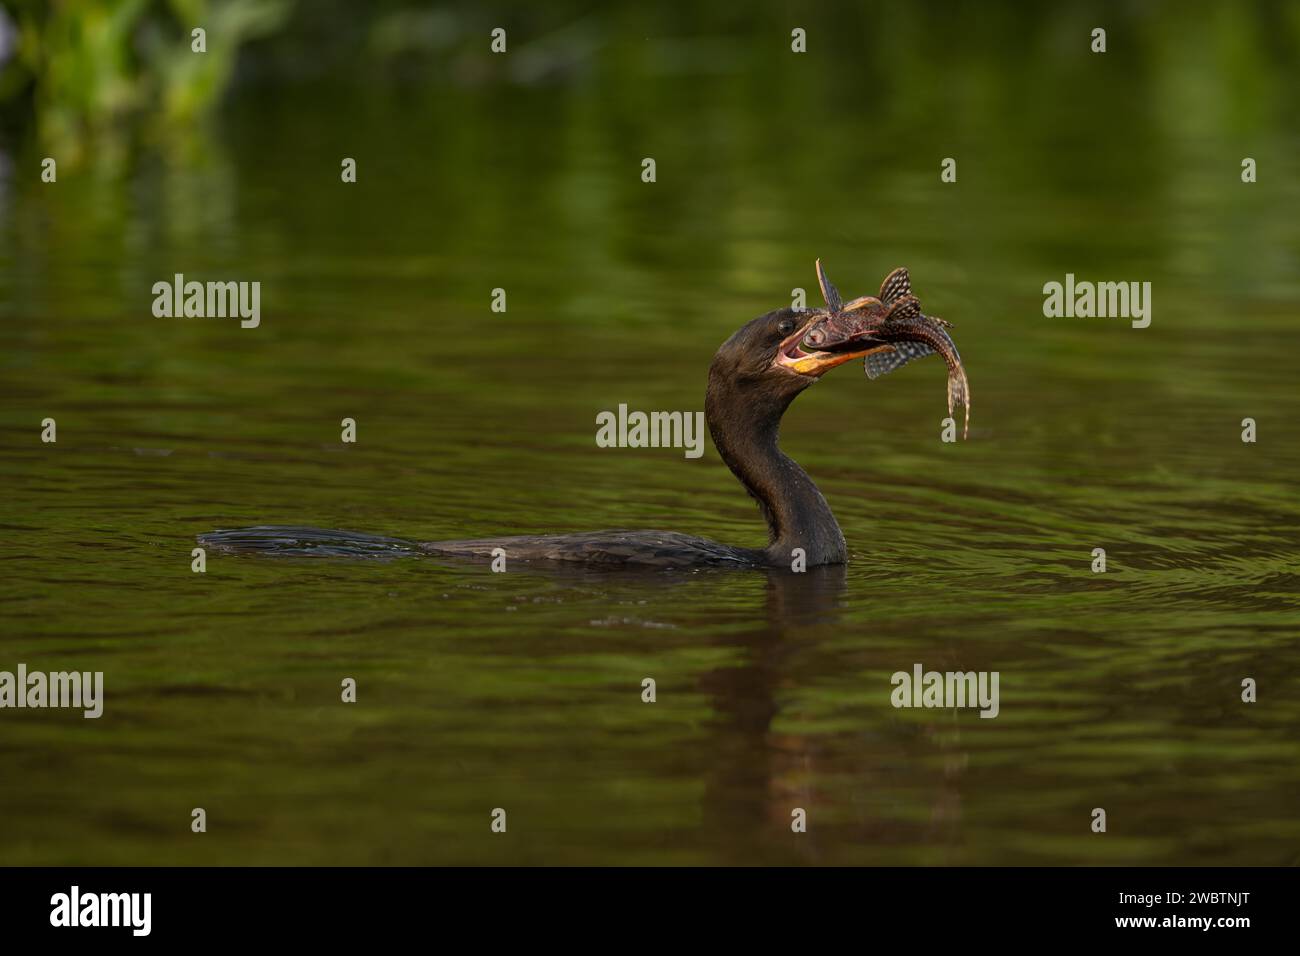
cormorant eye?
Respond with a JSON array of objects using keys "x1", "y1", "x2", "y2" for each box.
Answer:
[{"x1": 777, "y1": 319, "x2": 795, "y2": 336}]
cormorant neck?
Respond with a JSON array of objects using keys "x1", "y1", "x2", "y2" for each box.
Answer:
[{"x1": 705, "y1": 374, "x2": 847, "y2": 567}]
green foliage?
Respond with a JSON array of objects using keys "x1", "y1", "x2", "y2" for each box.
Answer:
[{"x1": 0, "y1": 0, "x2": 293, "y2": 161}]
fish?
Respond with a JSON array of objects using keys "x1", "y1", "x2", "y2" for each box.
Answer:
[{"x1": 811, "y1": 263, "x2": 971, "y2": 439}]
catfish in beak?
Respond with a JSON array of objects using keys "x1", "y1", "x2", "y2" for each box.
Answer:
[{"x1": 805, "y1": 265, "x2": 972, "y2": 440}]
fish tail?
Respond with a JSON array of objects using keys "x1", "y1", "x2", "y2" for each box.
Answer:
[{"x1": 946, "y1": 367, "x2": 971, "y2": 440}]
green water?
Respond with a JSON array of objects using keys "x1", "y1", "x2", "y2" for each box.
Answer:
[{"x1": 2, "y1": 5, "x2": 1299, "y2": 865}]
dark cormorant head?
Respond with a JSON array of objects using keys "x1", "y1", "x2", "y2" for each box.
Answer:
[
  {"x1": 708, "y1": 306, "x2": 880, "y2": 399},
  {"x1": 707, "y1": 260, "x2": 891, "y2": 411}
]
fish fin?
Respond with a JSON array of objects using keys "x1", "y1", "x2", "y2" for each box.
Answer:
[
  {"x1": 815, "y1": 259, "x2": 842, "y2": 312},
  {"x1": 842, "y1": 295, "x2": 884, "y2": 314},
  {"x1": 885, "y1": 294, "x2": 922, "y2": 322},
  {"x1": 879, "y1": 267, "x2": 911, "y2": 304},
  {"x1": 864, "y1": 341, "x2": 935, "y2": 379}
]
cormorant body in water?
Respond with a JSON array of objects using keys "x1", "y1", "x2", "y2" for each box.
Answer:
[{"x1": 199, "y1": 263, "x2": 966, "y2": 570}]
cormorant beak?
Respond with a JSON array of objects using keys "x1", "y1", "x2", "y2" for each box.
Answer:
[{"x1": 774, "y1": 311, "x2": 891, "y2": 377}]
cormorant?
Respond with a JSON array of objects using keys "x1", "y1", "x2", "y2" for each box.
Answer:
[{"x1": 198, "y1": 262, "x2": 966, "y2": 570}]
